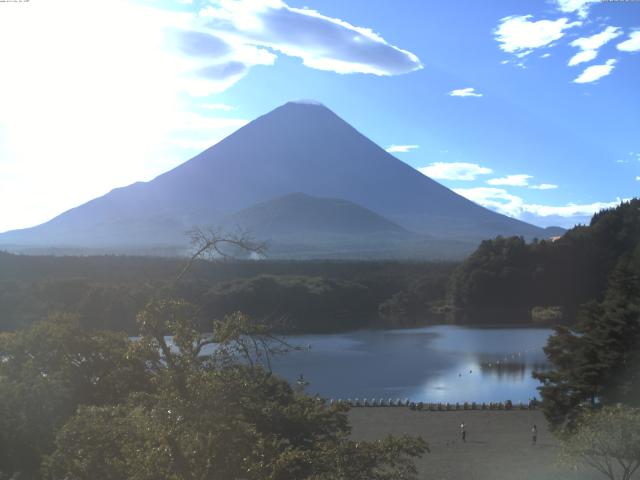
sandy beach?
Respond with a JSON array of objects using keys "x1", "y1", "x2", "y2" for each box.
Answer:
[{"x1": 349, "y1": 408, "x2": 600, "y2": 480}]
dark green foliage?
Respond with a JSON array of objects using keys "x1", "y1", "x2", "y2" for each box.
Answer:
[
  {"x1": 0, "y1": 307, "x2": 428, "y2": 479},
  {"x1": 449, "y1": 198, "x2": 640, "y2": 323},
  {"x1": 201, "y1": 275, "x2": 373, "y2": 332},
  {"x1": 0, "y1": 315, "x2": 153, "y2": 477},
  {"x1": 534, "y1": 249, "x2": 640, "y2": 429},
  {"x1": 0, "y1": 256, "x2": 456, "y2": 333},
  {"x1": 378, "y1": 273, "x2": 451, "y2": 326}
]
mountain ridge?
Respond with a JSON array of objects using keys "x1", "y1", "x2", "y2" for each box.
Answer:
[{"x1": 0, "y1": 101, "x2": 562, "y2": 258}]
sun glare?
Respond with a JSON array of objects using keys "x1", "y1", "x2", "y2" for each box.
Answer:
[{"x1": 0, "y1": 1, "x2": 189, "y2": 231}]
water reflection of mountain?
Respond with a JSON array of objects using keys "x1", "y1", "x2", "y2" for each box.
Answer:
[{"x1": 480, "y1": 362, "x2": 548, "y2": 381}]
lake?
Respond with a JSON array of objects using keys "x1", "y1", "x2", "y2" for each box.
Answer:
[{"x1": 264, "y1": 326, "x2": 552, "y2": 403}]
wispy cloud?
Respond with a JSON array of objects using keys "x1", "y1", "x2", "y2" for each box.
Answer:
[
  {"x1": 636, "y1": 176, "x2": 640, "y2": 181},
  {"x1": 449, "y1": 87, "x2": 483, "y2": 98},
  {"x1": 195, "y1": 0, "x2": 422, "y2": 83},
  {"x1": 568, "y1": 26, "x2": 622, "y2": 66},
  {"x1": 530, "y1": 183, "x2": 559, "y2": 190},
  {"x1": 386, "y1": 144, "x2": 419, "y2": 153},
  {"x1": 453, "y1": 187, "x2": 522, "y2": 216},
  {"x1": 454, "y1": 186, "x2": 625, "y2": 226},
  {"x1": 419, "y1": 162, "x2": 493, "y2": 181},
  {"x1": 617, "y1": 31, "x2": 640, "y2": 52},
  {"x1": 568, "y1": 49, "x2": 597, "y2": 66},
  {"x1": 494, "y1": 15, "x2": 581, "y2": 57},
  {"x1": 573, "y1": 59, "x2": 616, "y2": 83},
  {"x1": 487, "y1": 174, "x2": 533, "y2": 187},
  {"x1": 524, "y1": 200, "x2": 628, "y2": 218}
]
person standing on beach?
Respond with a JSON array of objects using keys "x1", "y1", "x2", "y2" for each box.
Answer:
[
  {"x1": 531, "y1": 424, "x2": 537, "y2": 445},
  {"x1": 460, "y1": 422, "x2": 466, "y2": 443}
]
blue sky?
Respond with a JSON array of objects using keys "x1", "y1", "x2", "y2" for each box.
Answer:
[{"x1": 0, "y1": 0, "x2": 639, "y2": 232}]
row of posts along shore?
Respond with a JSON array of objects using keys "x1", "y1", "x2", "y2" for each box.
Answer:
[{"x1": 327, "y1": 398, "x2": 539, "y2": 410}]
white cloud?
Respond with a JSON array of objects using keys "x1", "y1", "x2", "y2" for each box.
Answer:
[
  {"x1": 568, "y1": 26, "x2": 622, "y2": 66},
  {"x1": 541, "y1": 53, "x2": 551, "y2": 58},
  {"x1": 453, "y1": 187, "x2": 523, "y2": 216},
  {"x1": 198, "y1": 0, "x2": 422, "y2": 77},
  {"x1": 530, "y1": 183, "x2": 559, "y2": 190},
  {"x1": 487, "y1": 174, "x2": 533, "y2": 187},
  {"x1": 636, "y1": 176, "x2": 640, "y2": 181},
  {"x1": 555, "y1": 0, "x2": 596, "y2": 19},
  {"x1": 454, "y1": 187, "x2": 625, "y2": 226},
  {"x1": 617, "y1": 31, "x2": 640, "y2": 52},
  {"x1": 568, "y1": 49, "x2": 598, "y2": 66},
  {"x1": 573, "y1": 59, "x2": 617, "y2": 83},
  {"x1": 495, "y1": 15, "x2": 581, "y2": 56},
  {"x1": 571, "y1": 26, "x2": 622, "y2": 51},
  {"x1": 449, "y1": 87, "x2": 483, "y2": 98},
  {"x1": 386, "y1": 144, "x2": 419, "y2": 153},
  {"x1": 524, "y1": 200, "x2": 628, "y2": 218},
  {"x1": 419, "y1": 162, "x2": 493, "y2": 181}
]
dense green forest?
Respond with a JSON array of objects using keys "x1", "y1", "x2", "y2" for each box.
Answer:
[
  {"x1": 534, "y1": 248, "x2": 640, "y2": 429},
  {"x1": 448, "y1": 198, "x2": 640, "y2": 324},
  {"x1": 0, "y1": 253, "x2": 455, "y2": 333}
]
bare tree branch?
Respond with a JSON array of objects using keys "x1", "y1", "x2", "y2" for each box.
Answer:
[{"x1": 176, "y1": 226, "x2": 267, "y2": 283}]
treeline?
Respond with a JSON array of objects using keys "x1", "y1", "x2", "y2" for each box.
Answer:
[
  {"x1": 448, "y1": 198, "x2": 640, "y2": 323},
  {"x1": 0, "y1": 254, "x2": 455, "y2": 333},
  {"x1": 4, "y1": 199, "x2": 637, "y2": 333}
]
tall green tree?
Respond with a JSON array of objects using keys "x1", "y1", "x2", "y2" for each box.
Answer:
[{"x1": 534, "y1": 251, "x2": 640, "y2": 429}]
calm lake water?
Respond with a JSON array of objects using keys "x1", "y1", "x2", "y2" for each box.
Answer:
[{"x1": 263, "y1": 326, "x2": 552, "y2": 403}]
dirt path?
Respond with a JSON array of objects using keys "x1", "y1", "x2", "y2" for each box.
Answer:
[{"x1": 348, "y1": 408, "x2": 600, "y2": 480}]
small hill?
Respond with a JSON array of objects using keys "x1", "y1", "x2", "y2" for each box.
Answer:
[
  {"x1": 224, "y1": 193, "x2": 407, "y2": 236},
  {"x1": 220, "y1": 193, "x2": 421, "y2": 259}
]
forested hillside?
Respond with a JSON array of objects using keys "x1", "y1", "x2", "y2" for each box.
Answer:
[{"x1": 448, "y1": 198, "x2": 640, "y2": 323}]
